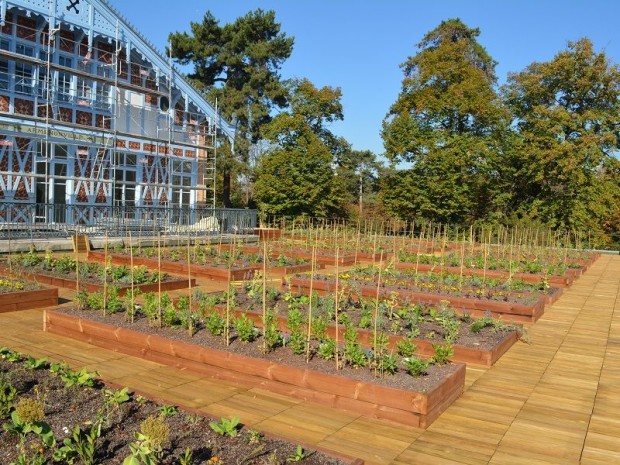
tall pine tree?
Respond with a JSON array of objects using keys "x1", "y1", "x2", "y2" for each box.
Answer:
[{"x1": 169, "y1": 9, "x2": 294, "y2": 207}]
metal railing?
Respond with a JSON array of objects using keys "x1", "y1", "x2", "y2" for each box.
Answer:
[{"x1": 0, "y1": 203, "x2": 256, "y2": 239}]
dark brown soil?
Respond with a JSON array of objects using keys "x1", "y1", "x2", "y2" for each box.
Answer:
[{"x1": 0, "y1": 356, "x2": 354, "y2": 465}]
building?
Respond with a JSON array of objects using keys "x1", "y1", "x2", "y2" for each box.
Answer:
[{"x1": 0, "y1": 0, "x2": 237, "y2": 229}]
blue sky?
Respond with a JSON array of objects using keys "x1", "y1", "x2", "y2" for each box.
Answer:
[{"x1": 108, "y1": 0, "x2": 620, "y2": 156}]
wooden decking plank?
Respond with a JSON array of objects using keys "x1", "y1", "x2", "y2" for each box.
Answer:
[
  {"x1": 406, "y1": 430, "x2": 497, "y2": 460},
  {"x1": 489, "y1": 449, "x2": 578, "y2": 465},
  {"x1": 393, "y1": 448, "x2": 478, "y2": 465},
  {"x1": 318, "y1": 430, "x2": 410, "y2": 465}
]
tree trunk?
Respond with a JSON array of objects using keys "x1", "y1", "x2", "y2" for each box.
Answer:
[{"x1": 222, "y1": 168, "x2": 232, "y2": 208}]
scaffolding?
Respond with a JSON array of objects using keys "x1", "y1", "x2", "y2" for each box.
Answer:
[{"x1": 0, "y1": 4, "x2": 220, "y2": 226}]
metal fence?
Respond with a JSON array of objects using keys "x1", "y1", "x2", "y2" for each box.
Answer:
[{"x1": 0, "y1": 203, "x2": 257, "y2": 239}]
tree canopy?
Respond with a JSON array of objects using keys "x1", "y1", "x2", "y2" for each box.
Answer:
[
  {"x1": 503, "y1": 38, "x2": 620, "y2": 238},
  {"x1": 381, "y1": 19, "x2": 511, "y2": 224},
  {"x1": 169, "y1": 9, "x2": 294, "y2": 207},
  {"x1": 254, "y1": 79, "x2": 347, "y2": 218}
]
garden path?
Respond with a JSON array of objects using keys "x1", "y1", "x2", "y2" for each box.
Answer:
[{"x1": 0, "y1": 254, "x2": 618, "y2": 464}]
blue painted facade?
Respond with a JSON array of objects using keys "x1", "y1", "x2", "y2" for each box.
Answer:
[{"x1": 0, "y1": 0, "x2": 233, "y2": 224}]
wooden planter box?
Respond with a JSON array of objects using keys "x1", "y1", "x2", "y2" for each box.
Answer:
[
  {"x1": 0, "y1": 287, "x2": 58, "y2": 312},
  {"x1": 288, "y1": 277, "x2": 546, "y2": 323},
  {"x1": 395, "y1": 262, "x2": 576, "y2": 288},
  {"x1": 44, "y1": 310, "x2": 466, "y2": 428},
  {"x1": 88, "y1": 251, "x2": 258, "y2": 282},
  {"x1": 254, "y1": 228, "x2": 282, "y2": 240},
  {"x1": 211, "y1": 303, "x2": 518, "y2": 367},
  {"x1": 269, "y1": 262, "x2": 326, "y2": 276},
  {"x1": 32, "y1": 272, "x2": 195, "y2": 296},
  {"x1": 220, "y1": 243, "x2": 352, "y2": 268}
]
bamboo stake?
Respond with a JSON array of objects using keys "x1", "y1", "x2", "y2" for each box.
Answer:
[
  {"x1": 157, "y1": 231, "x2": 162, "y2": 328},
  {"x1": 508, "y1": 228, "x2": 514, "y2": 282},
  {"x1": 305, "y1": 232, "x2": 318, "y2": 363},
  {"x1": 261, "y1": 239, "x2": 267, "y2": 354},
  {"x1": 373, "y1": 251, "x2": 384, "y2": 378},
  {"x1": 414, "y1": 225, "x2": 423, "y2": 288},
  {"x1": 129, "y1": 229, "x2": 135, "y2": 323},
  {"x1": 483, "y1": 227, "x2": 489, "y2": 284},
  {"x1": 74, "y1": 228, "x2": 80, "y2": 300},
  {"x1": 354, "y1": 218, "x2": 360, "y2": 265},
  {"x1": 187, "y1": 225, "x2": 193, "y2": 336},
  {"x1": 102, "y1": 230, "x2": 108, "y2": 316},
  {"x1": 457, "y1": 230, "x2": 464, "y2": 291},
  {"x1": 225, "y1": 231, "x2": 237, "y2": 346},
  {"x1": 372, "y1": 232, "x2": 378, "y2": 267},
  {"x1": 7, "y1": 225, "x2": 12, "y2": 285},
  {"x1": 334, "y1": 247, "x2": 340, "y2": 371},
  {"x1": 217, "y1": 225, "x2": 223, "y2": 260}
]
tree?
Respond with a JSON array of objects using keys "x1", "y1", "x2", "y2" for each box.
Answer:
[
  {"x1": 169, "y1": 9, "x2": 294, "y2": 207},
  {"x1": 381, "y1": 18, "x2": 510, "y2": 224},
  {"x1": 334, "y1": 149, "x2": 383, "y2": 219},
  {"x1": 504, "y1": 38, "x2": 620, "y2": 242},
  {"x1": 254, "y1": 79, "x2": 348, "y2": 218}
]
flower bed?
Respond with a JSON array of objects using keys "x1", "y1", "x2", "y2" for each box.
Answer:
[{"x1": 44, "y1": 309, "x2": 466, "y2": 428}]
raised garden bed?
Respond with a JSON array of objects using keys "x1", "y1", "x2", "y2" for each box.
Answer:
[
  {"x1": 287, "y1": 276, "x2": 548, "y2": 323},
  {"x1": 5, "y1": 252, "x2": 191, "y2": 296},
  {"x1": 0, "y1": 349, "x2": 361, "y2": 465},
  {"x1": 219, "y1": 244, "x2": 357, "y2": 266},
  {"x1": 395, "y1": 262, "x2": 578, "y2": 288},
  {"x1": 32, "y1": 271, "x2": 195, "y2": 296},
  {"x1": 255, "y1": 227, "x2": 283, "y2": 240},
  {"x1": 207, "y1": 301, "x2": 518, "y2": 367},
  {"x1": 88, "y1": 250, "x2": 258, "y2": 281},
  {"x1": 45, "y1": 309, "x2": 466, "y2": 428},
  {"x1": 0, "y1": 286, "x2": 58, "y2": 312}
]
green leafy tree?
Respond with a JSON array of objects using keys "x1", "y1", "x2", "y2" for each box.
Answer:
[
  {"x1": 169, "y1": 9, "x2": 294, "y2": 207},
  {"x1": 381, "y1": 18, "x2": 510, "y2": 224},
  {"x1": 503, "y1": 38, "x2": 620, "y2": 243},
  {"x1": 255, "y1": 78, "x2": 348, "y2": 218}
]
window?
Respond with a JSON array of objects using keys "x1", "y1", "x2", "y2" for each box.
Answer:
[
  {"x1": 57, "y1": 72, "x2": 72, "y2": 102},
  {"x1": 94, "y1": 83, "x2": 111, "y2": 110},
  {"x1": 58, "y1": 55, "x2": 72, "y2": 68},
  {"x1": 15, "y1": 62, "x2": 33, "y2": 94},
  {"x1": 77, "y1": 77, "x2": 91, "y2": 102},
  {"x1": 37, "y1": 66, "x2": 50, "y2": 98},
  {"x1": 55, "y1": 145, "x2": 68, "y2": 159},
  {"x1": 114, "y1": 168, "x2": 136, "y2": 206},
  {"x1": 0, "y1": 39, "x2": 9, "y2": 51},
  {"x1": 15, "y1": 43, "x2": 34, "y2": 57},
  {"x1": 0, "y1": 60, "x2": 9, "y2": 91}
]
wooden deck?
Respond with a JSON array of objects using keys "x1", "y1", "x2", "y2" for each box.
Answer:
[{"x1": 0, "y1": 254, "x2": 618, "y2": 464}]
